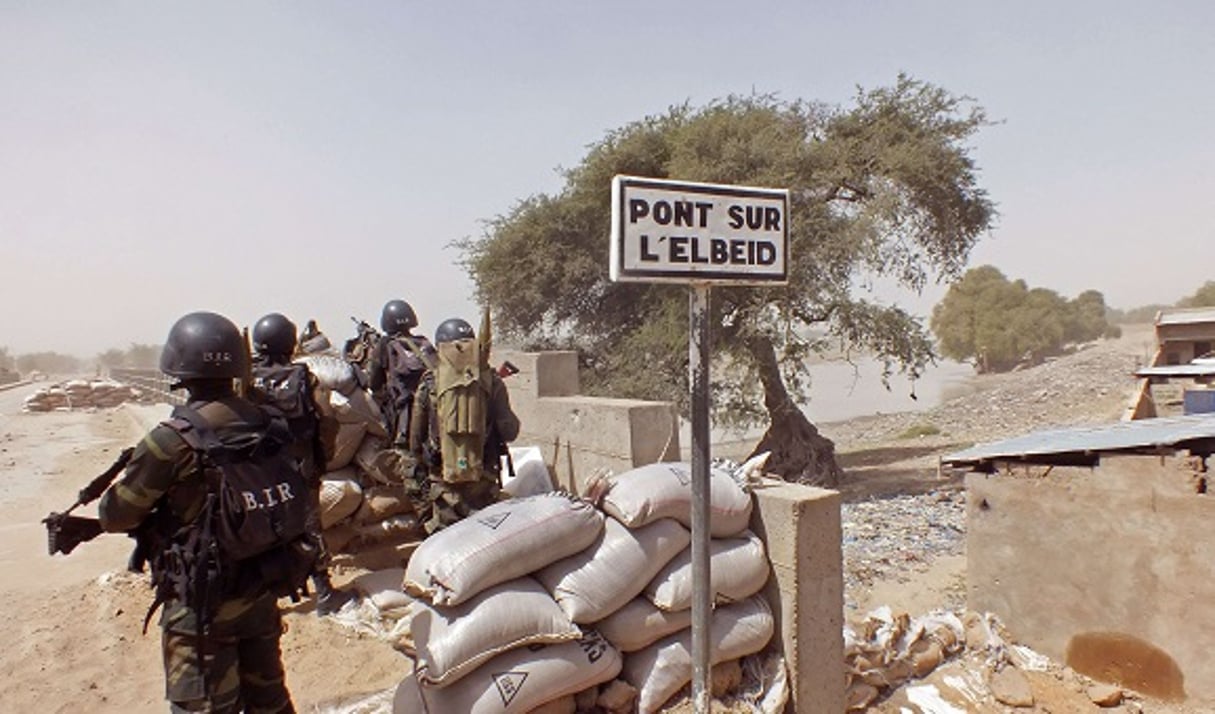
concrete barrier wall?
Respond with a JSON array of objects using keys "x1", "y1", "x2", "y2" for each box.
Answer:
[
  {"x1": 498, "y1": 350, "x2": 681, "y2": 494},
  {"x1": 967, "y1": 454, "x2": 1215, "y2": 703}
]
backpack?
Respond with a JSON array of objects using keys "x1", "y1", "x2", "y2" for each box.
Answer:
[
  {"x1": 432, "y1": 339, "x2": 493, "y2": 483},
  {"x1": 143, "y1": 405, "x2": 318, "y2": 630},
  {"x1": 386, "y1": 335, "x2": 434, "y2": 411},
  {"x1": 250, "y1": 362, "x2": 317, "y2": 444}
]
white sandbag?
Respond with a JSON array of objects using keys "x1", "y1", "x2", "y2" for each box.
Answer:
[
  {"x1": 536, "y1": 517, "x2": 689, "y2": 624},
  {"x1": 319, "y1": 469, "x2": 364, "y2": 529},
  {"x1": 326, "y1": 421, "x2": 367, "y2": 471},
  {"x1": 404, "y1": 493, "x2": 605, "y2": 607},
  {"x1": 352, "y1": 567, "x2": 414, "y2": 612},
  {"x1": 296, "y1": 353, "x2": 358, "y2": 395},
  {"x1": 501, "y1": 446, "x2": 553, "y2": 497},
  {"x1": 330, "y1": 388, "x2": 389, "y2": 438},
  {"x1": 596, "y1": 597, "x2": 693, "y2": 653},
  {"x1": 621, "y1": 596, "x2": 775, "y2": 714},
  {"x1": 412, "y1": 576, "x2": 582, "y2": 688},
  {"x1": 394, "y1": 631, "x2": 621, "y2": 714},
  {"x1": 598, "y1": 462, "x2": 753, "y2": 538},
  {"x1": 645, "y1": 532, "x2": 769, "y2": 612}
]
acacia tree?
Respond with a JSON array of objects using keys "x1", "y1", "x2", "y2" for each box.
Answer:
[
  {"x1": 460, "y1": 76, "x2": 995, "y2": 485},
  {"x1": 932, "y1": 265, "x2": 1115, "y2": 371}
]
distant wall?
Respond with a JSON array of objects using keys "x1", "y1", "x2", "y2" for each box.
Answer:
[{"x1": 967, "y1": 454, "x2": 1215, "y2": 702}]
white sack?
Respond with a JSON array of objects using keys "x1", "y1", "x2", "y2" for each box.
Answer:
[
  {"x1": 596, "y1": 597, "x2": 693, "y2": 653},
  {"x1": 352, "y1": 567, "x2": 414, "y2": 612},
  {"x1": 404, "y1": 492, "x2": 605, "y2": 607},
  {"x1": 296, "y1": 353, "x2": 358, "y2": 395},
  {"x1": 645, "y1": 532, "x2": 769, "y2": 612},
  {"x1": 326, "y1": 421, "x2": 367, "y2": 471},
  {"x1": 412, "y1": 576, "x2": 581, "y2": 688},
  {"x1": 500, "y1": 446, "x2": 553, "y2": 498},
  {"x1": 394, "y1": 630, "x2": 621, "y2": 714},
  {"x1": 330, "y1": 388, "x2": 389, "y2": 438},
  {"x1": 319, "y1": 469, "x2": 363, "y2": 529},
  {"x1": 622, "y1": 596, "x2": 775, "y2": 714},
  {"x1": 536, "y1": 517, "x2": 689, "y2": 624},
  {"x1": 599, "y1": 462, "x2": 752, "y2": 538}
]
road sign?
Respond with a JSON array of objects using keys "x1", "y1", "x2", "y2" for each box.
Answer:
[{"x1": 611, "y1": 175, "x2": 788, "y2": 285}]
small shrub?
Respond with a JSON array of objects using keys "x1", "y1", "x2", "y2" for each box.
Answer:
[{"x1": 897, "y1": 423, "x2": 941, "y2": 439}]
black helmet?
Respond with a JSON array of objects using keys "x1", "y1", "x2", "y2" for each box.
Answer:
[
  {"x1": 252, "y1": 312, "x2": 297, "y2": 357},
  {"x1": 159, "y1": 311, "x2": 247, "y2": 380},
  {"x1": 381, "y1": 300, "x2": 418, "y2": 334},
  {"x1": 435, "y1": 317, "x2": 475, "y2": 344}
]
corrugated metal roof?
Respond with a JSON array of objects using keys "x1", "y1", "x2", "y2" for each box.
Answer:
[
  {"x1": 1157, "y1": 307, "x2": 1215, "y2": 326},
  {"x1": 1135, "y1": 365, "x2": 1215, "y2": 378},
  {"x1": 941, "y1": 413, "x2": 1215, "y2": 469}
]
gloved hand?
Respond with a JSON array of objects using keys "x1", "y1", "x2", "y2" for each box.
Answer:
[{"x1": 43, "y1": 513, "x2": 104, "y2": 556}]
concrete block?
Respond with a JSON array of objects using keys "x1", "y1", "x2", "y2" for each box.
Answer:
[
  {"x1": 497, "y1": 350, "x2": 580, "y2": 398},
  {"x1": 514, "y1": 395, "x2": 680, "y2": 494},
  {"x1": 750, "y1": 477, "x2": 844, "y2": 714}
]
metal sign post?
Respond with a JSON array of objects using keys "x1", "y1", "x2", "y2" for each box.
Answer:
[
  {"x1": 688, "y1": 283, "x2": 712, "y2": 710},
  {"x1": 610, "y1": 175, "x2": 788, "y2": 713}
]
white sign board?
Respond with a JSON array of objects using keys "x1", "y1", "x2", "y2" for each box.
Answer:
[{"x1": 610, "y1": 175, "x2": 789, "y2": 285}]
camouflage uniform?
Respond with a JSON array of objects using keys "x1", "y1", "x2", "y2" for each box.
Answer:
[
  {"x1": 100, "y1": 395, "x2": 295, "y2": 714},
  {"x1": 408, "y1": 366, "x2": 520, "y2": 534}
]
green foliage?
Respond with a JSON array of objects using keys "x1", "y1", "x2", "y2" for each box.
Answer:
[
  {"x1": 930, "y1": 266, "x2": 1114, "y2": 372},
  {"x1": 896, "y1": 422, "x2": 941, "y2": 439},
  {"x1": 1178, "y1": 281, "x2": 1215, "y2": 308},
  {"x1": 460, "y1": 76, "x2": 995, "y2": 426}
]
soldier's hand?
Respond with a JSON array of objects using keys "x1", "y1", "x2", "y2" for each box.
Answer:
[{"x1": 44, "y1": 514, "x2": 105, "y2": 555}]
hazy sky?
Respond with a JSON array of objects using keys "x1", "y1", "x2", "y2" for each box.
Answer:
[{"x1": 3, "y1": 1, "x2": 1213, "y2": 357}]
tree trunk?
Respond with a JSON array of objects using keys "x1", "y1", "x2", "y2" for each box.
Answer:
[{"x1": 744, "y1": 335, "x2": 842, "y2": 487}]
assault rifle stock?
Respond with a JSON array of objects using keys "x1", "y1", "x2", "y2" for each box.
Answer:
[{"x1": 43, "y1": 446, "x2": 135, "y2": 556}]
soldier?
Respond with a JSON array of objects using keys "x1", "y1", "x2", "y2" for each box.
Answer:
[
  {"x1": 99, "y1": 311, "x2": 298, "y2": 714},
  {"x1": 409, "y1": 317, "x2": 520, "y2": 534},
  {"x1": 250, "y1": 312, "x2": 356, "y2": 617},
  {"x1": 367, "y1": 299, "x2": 436, "y2": 448}
]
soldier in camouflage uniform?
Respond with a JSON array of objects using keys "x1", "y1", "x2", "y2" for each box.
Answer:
[
  {"x1": 99, "y1": 312, "x2": 295, "y2": 714},
  {"x1": 250, "y1": 312, "x2": 355, "y2": 617},
  {"x1": 408, "y1": 317, "x2": 520, "y2": 534}
]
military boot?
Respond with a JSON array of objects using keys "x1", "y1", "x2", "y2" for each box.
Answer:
[{"x1": 312, "y1": 572, "x2": 357, "y2": 617}]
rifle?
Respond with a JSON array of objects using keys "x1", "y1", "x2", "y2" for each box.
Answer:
[{"x1": 43, "y1": 446, "x2": 135, "y2": 556}]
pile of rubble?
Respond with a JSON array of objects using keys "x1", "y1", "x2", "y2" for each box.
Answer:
[{"x1": 21, "y1": 379, "x2": 144, "y2": 412}]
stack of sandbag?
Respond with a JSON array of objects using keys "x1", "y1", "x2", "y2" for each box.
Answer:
[
  {"x1": 591, "y1": 461, "x2": 775, "y2": 713},
  {"x1": 843, "y1": 606, "x2": 966, "y2": 711},
  {"x1": 296, "y1": 353, "x2": 422, "y2": 553},
  {"x1": 397, "y1": 493, "x2": 622, "y2": 713},
  {"x1": 393, "y1": 460, "x2": 776, "y2": 714},
  {"x1": 22, "y1": 379, "x2": 143, "y2": 412}
]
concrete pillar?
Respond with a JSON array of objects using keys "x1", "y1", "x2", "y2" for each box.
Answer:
[{"x1": 750, "y1": 477, "x2": 844, "y2": 714}]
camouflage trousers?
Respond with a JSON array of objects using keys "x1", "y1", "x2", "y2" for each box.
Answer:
[
  {"x1": 421, "y1": 474, "x2": 501, "y2": 535},
  {"x1": 162, "y1": 594, "x2": 294, "y2": 714}
]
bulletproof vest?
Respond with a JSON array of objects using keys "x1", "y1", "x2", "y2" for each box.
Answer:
[
  {"x1": 250, "y1": 361, "x2": 316, "y2": 444},
  {"x1": 432, "y1": 338, "x2": 492, "y2": 483},
  {"x1": 143, "y1": 403, "x2": 316, "y2": 629},
  {"x1": 386, "y1": 335, "x2": 434, "y2": 409}
]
